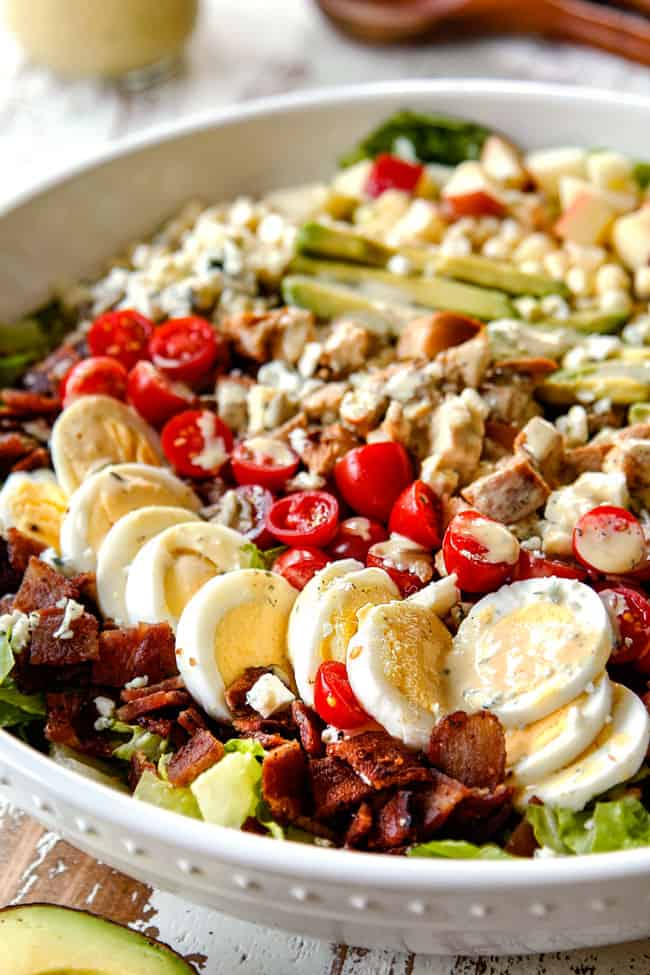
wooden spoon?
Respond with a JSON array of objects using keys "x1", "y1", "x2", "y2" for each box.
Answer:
[{"x1": 316, "y1": 0, "x2": 650, "y2": 65}]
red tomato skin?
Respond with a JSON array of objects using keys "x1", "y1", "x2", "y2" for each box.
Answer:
[
  {"x1": 365, "y1": 154, "x2": 424, "y2": 199},
  {"x1": 266, "y1": 491, "x2": 339, "y2": 548},
  {"x1": 87, "y1": 309, "x2": 154, "y2": 371},
  {"x1": 127, "y1": 361, "x2": 196, "y2": 427},
  {"x1": 327, "y1": 517, "x2": 388, "y2": 563},
  {"x1": 572, "y1": 505, "x2": 646, "y2": 574},
  {"x1": 513, "y1": 550, "x2": 587, "y2": 582},
  {"x1": 388, "y1": 480, "x2": 442, "y2": 549},
  {"x1": 366, "y1": 551, "x2": 428, "y2": 597},
  {"x1": 597, "y1": 583, "x2": 650, "y2": 670},
  {"x1": 444, "y1": 190, "x2": 506, "y2": 220},
  {"x1": 161, "y1": 409, "x2": 233, "y2": 479},
  {"x1": 442, "y1": 510, "x2": 516, "y2": 593},
  {"x1": 231, "y1": 442, "x2": 299, "y2": 493},
  {"x1": 334, "y1": 442, "x2": 413, "y2": 523},
  {"x1": 149, "y1": 317, "x2": 227, "y2": 386},
  {"x1": 60, "y1": 356, "x2": 128, "y2": 407},
  {"x1": 313, "y1": 661, "x2": 369, "y2": 729},
  {"x1": 274, "y1": 547, "x2": 331, "y2": 590}
]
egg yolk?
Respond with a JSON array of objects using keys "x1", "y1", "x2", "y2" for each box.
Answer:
[
  {"x1": 320, "y1": 580, "x2": 397, "y2": 664},
  {"x1": 164, "y1": 551, "x2": 216, "y2": 619},
  {"x1": 378, "y1": 603, "x2": 452, "y2": 713},
  {"x1": 215, "y1": 600, "x2": 289, "y2": 688},
  {"x1": 89, "y1": 474, "x2": 191, "y2": 553}
]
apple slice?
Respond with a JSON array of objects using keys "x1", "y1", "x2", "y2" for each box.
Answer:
[
  {"x1": 559, "y1": 176, "x2": 637, "y2": 215},
  {"x1": 612, "y1": 207, "x2": 650, "y2": 269},
  {"x1": 481, "y1": 135, "x2": 528, "y2": 189},
  {"x1": 525, "y1": 147, "x2": 587, "y2": 198},
  {"x1": 442, "y1": 161, "x2": 505, "y2": 220},
  {"x1": 555, "y1": 190, "x2": 616, "y2": 246}
]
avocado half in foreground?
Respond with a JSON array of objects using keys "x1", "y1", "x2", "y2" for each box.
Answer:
[{"x1": 0, "y1": 904, "x2": 196, "y2": 975}]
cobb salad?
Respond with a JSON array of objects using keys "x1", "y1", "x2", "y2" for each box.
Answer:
[{"x1": 1, "y1": 111, "x2": 650, "y2": 859}]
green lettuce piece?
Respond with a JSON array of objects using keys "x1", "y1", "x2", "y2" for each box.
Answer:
[
  {"x1": 408, "y1": 838, "x2": 513, "y2": 860},
  {"x1": 240, "y1": 542, "x2": 287, "y2": 571},
  {"x1": 0, "y1": 682, "x2": 46, "y2": 731},
  {"x1": 526, "y1": 796, "x2": 650, "y2": 855},
  {"x1": 633, "y1": 161, "x2": 650, "y2": 189},
  {"x1": 339, "y1": 110, "x2": 491, "y2": 168},
  {"x1": 224, "y1": 737, "x2": 266, "y2": 758},
  {"x1": 190, "y1": 751, "x2": 262, "y2": 829},
  {"x1": 109, "y1": 720, "x2": 168, "y2": 763},
  {"x1": 49, "y1": 743, "x2": 128, "y2": 793},
  {"x1": 0, "y1": 631, "x2": 15, "y2": 684},
  {"x1": 134, "y1": 770, "x2": 201, "y2": 819}
]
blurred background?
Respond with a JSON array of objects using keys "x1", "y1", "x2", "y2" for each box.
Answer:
[{"x1": 0, "y1": 0, "x2": 649, "y2": 209}]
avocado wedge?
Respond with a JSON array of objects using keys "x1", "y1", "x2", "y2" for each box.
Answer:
[
  {"x1": 629, "y1": 402, "x2": 650, "y2": 424},
  {"x1": 282, "y1": 275, "x2": 419, "y2": 333},
  {"x1": 534, "y1": 310, "x2": 629, "y2": 335},
  {"x1": 539, "y1": 361, "x2": 650, "y2": 405},
  {"x1": 433, "y1": 253, "x2": 567, "y2": 298},
  {"x1": 0, "y1": 904, "x2": 196, "y2": 975},
  {"x1": 296, "y1": 221, "x2": 395, "y2": 267},
  {"x1": 289, "y1": 255, "x2": 514, "y2": 321}
]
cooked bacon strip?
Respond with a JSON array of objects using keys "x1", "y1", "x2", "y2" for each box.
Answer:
[
  {"x1": 327, "y1": 731, "x2": 431, "y2": 791},
  {"x1": 29, "y1": 606, "x2": 99, "y2": 667},
  {"x1": 370, "y1": 791, "x2": 413, "y2": 850},
  {"x1": 45, "y1": 690, "x2": 113, "y2": 757},
  {"x1": 308, "y1": 755, "x2": 372, "y2": 820},
  {"x1": 120, "y1": 674, "x2": 185, "y2": 703},
  {"x1": 411, "y1": 772, "x2": 471, "y2": 839},
  {"x1": 6, "y1": 529, "x2": 46, "y2": 576},
  {"x1": 291, "y1": 701, "x2": 325, "y2": 757},
  {"x1": 232, "y1": 715, "x2": 293, "y2": 751},
  {"x1": 11, "y1": 446, "x2": 51, "y2": 473},
  {"x1": 344, "y1": 801, "x2": 374, "y2": 849},
  {"x1": 262, "y1": 740, "x2": 308, "y2": 822},
  {"x1": 167, "y1": 730, "x2": 225, "y2": 787},
  {"x1": 116, "y1": 689, "x2": 191, "y2": 723},
  {"x1": 13, "y1": 557, "x2": 83, "y2": 613},
  {"x1": 428, "y1": 711, "x2": 507, "y2": 791},
  {"x1": 177, "y1": 707, "x2": 208, "y2": 736},
  {"x1": 0, "y1": 389, "x2": 60, "y2": 417},
  {"x1": 451, "y1": 784, "x2": 514, "y2": 844},
  {"x1": 504, "y1": 817, "x2": 538, "y2": 858},
  {"x1": 92, "y1": 622, "x2": 177, "y2": 687},
  {"x1": 137, "y1": 716, "x2": 176, "y2": 740},
  {"x1": 224, "y1": 667, "x2": 270, "y2": 717},
  {"x1": 0, "y1": 432, "x2": 40, "y2": 475}
]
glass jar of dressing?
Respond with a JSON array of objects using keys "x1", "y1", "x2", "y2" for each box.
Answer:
[{"x1": 4, "y1": 0, "x2": 199, "y2": 85}]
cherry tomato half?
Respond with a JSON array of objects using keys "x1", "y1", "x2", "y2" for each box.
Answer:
[
  {"x1": 388, "y1": 480, "x2": 442, "y2": 550},
  {"x1": 597, "y1": 583, "x2": 650, "y2": 671},
  {"x1": 161, "y1": 409, "x2": 233, "y2": 478},
  {"x1": 266, "y1": 491, "x2": 339, "y2": 547},
  {"x1": 274, "y1": 547, "x2": 331, "y2": 590},
  {"x1": 209, "y1": 484, "x2": 275, "y2": 548},
  {"x1": 60, "y1": 356, "x2": 128, "y2": 407},
  {"x1": 367, "y1": 537, "x2": 434, "y2": 597},
  {"x1": 513, "y1": 549, "x2": 587, "y2": 582},
  {"x1": 313, "y1": 660, "x2": 369, "y2": 729},
  {"x1": 365, "y1": 154, "x2": 424, "y2": 199},
  {"x1": 573, "y1": 505, "x2": 646, "y2": 576},
  {"x1": 327, "y1": 516, "x2": 388, "y2": 563},
  {"x1": 442, "y1": 510, "x2": 519, "y2": 593},
  {"x1": 334, "y1": 442, "x2": 413, "y2": 523},
  {"x1": 231, "y1": 436, "x2": 300, "y2": 493},
  {"x1": 149, "y1": 317, "x2": 226, "y2": 386},
  {"x1": 87, "y1": 309, "x2": 154, "y2": 371},
  {"x1": 444, "y1": 190, "x2": 506, "y2": 221},
  {"x1": 127, "y1": 360, "x2": 196, "y2": 427}
]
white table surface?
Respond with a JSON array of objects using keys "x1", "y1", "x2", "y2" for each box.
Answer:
[{"x1": 1, "y1": 1, "x2": 650, "y2": 971}]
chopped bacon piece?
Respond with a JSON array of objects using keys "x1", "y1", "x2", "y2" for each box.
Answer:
[
  {"x1": 0, "y1": 432, "x2": 39, "y2": 473},
  {"x1": 504, "y1": 817, "x2": 538, "y2": 858},
  {"x1": 129, "y1": 752, "x2": 156, "y2": 791},
  {"x1": 291, "y1": 701, "x2": 325, "y2": 757},
  {"x1": 224, "y1": 667, "x2": 270, "y2": 717},
  {"x1": 0, "y1": 538, "x2": 24, "y2": 597},
  {"x1": 13, "y1": 557, "x2": 83, "y2": 613},
  {"x1": 177, "y1": 707, "x2": 208, "y2": 736},
  {"x1": 45, "y1": 690, "x2": 113, "y2": 757},
  {"x1": 411, "y1": 771, "x2": 471, "y2": 839},
  {"x1": 29, "y1": 606, "x2": 99, "y2": 667},
  {"x1": 92, "y1": 622, "x2": 177, "y2": 687},
  {"x1": 120, "y1": 674, "x2": 185, "y2": 703},
  {"x1": 232, "y1": 715, "x2": 293, "y2": 750},
  {"x1": 344, "y1": 801, "x2": 374, "y2": 849},
  {"x1": 327, "y1": 731, "x2": 431, "y2": 791},
  {"x1": 428, "y1": 711, "x2": 506, "y2": 790},
  {"x1": 11, "y1": 447, "x2": 51, "y2": 473},
  {"x1": 262, "y1": 740, "x2": 307, "y2": 822},
  {"x1": 6, "y1": 528, "x2": 46, "y2": 575},
  {"x1": 116, "y1": 689, "x2": 191, "y2": 723},
  {"x1": 451, "y1": 784, "x2": 514, "y2": 844},
  {"x1": 0, "y1": 389, "x2": 60, "y2": 417},
  {"x1": 167, "y1": 729, "x2": 225, "y2": 787},
  {"x1": 370, "y1": 791, "x2": 413, "y2": 850},
  {"x1": 308, "y1": 755, "x2": 372, "y2": 820}
]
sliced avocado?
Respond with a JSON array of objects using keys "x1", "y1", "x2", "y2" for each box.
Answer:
[
  {"x1": 289, "y1": 255, "x2": 515, "y2": 321},
  {"x1": 296, "y1": 221, "x2": 395, "y2": 267},
  {"x1": 629, "y1": 402, "x2": 650, "y2": 424},
  {"x1": 539, "y1": 361, "x2": 650, "y2": 405},
  {"x1": 0, "y1": 904, "x2": 196, "y2": 975},
  {"x1": 434, "y1": 253, "x2": 567, "y2": 298},
  {"x1": 282, "y1": 275, "x2": 419, "y2": 334},
  {"x1": 534, "y1": 310, "x2": 628, "y2": 334}
]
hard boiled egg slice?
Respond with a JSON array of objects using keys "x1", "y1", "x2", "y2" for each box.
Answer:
[
  {"x1": 288, "y1": 559, "x2": 399, "y2": 706},
  {"x1": 517, "y1": 683, "x2": 650, "y2": 812},
  {"x1": 96, "y1": 505, "x2": 202, "y2": 624},
  {"x1": 59, "y1": 463, "x2": 200, "y2": 573},
  {"x1": 125, "y1": 521, "x2": 249, "y2": 631},
  {"x1": 346, "y1": 586, "x2": 454, "y2": 750},
  {"x1": 176, "y1": 569, "x2": 297, "y2": 720},
  {"x1": 51, "y1": 395, "x2": 163, "y2": 496},
  {"x1": 506, "y1": 672, "x2": 612, "y2": 787},
  {"x1": 0, "y1": 470, "x2": 66, "y2": 551},
  {"x1": 447, "y1": 578, "x2": 613, "y2": 729}
]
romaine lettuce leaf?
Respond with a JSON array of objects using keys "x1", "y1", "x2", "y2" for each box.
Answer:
[
  {"x1": 526, "y1": 796, "x2": 650, "y2": 855},
  {"x1": 408, "y1": 838, "x2": 513, "y2": 860},
  {"x1": 0, "y1": 682, "x2": 46, "y2": 731},
  {"x1": 190, "y1": 751, "x2": 262, "y2": 828},
  {"x1": 109, "y1": 720, "x2": 168, "y2": 763},
  {"x1": 240, "y1": 542, "x2": 287, "y2": 571},
  {"x1": 134, "y1": 770, "x2": 201, "y2": 819}
]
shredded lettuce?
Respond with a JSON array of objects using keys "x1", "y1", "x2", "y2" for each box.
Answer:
[
  {"x1": 408, "y1": 839, "x2": 513, "y2": 860},
  {"x1": 134, "y1": 769, "x2": 201, "y2": 819},
  {"x1": 526, "y1": 796, "x2": 650, "y2": 855},
  {"x1": 109, "y1": 720, "x2": 168, "y2": 763},
  {"x1": 241, "y1": 542, "x2": 287, "y2": 571},
  {"x1": 191, "y1": 750, "x2": 261, "y2": 829},
  {"x1": 0, "y1": 631, "x2": 15, "y2": 684}
]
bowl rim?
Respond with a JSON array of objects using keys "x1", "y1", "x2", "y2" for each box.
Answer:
[{"x1": 3, "y1": 77, "x2": 650, "y2": 889}]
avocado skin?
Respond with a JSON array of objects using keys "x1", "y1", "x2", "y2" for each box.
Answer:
[
  {"x1": 434, "y1": 253, "x2": 567, "y2": 298},
  {"x1": 0, "y1": 904, "x2": 196, "y2": 975}
]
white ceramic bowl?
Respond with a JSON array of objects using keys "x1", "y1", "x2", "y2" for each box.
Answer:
[{"x1": 1, "y1": 81, "x2": 650, "y2": 956}]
